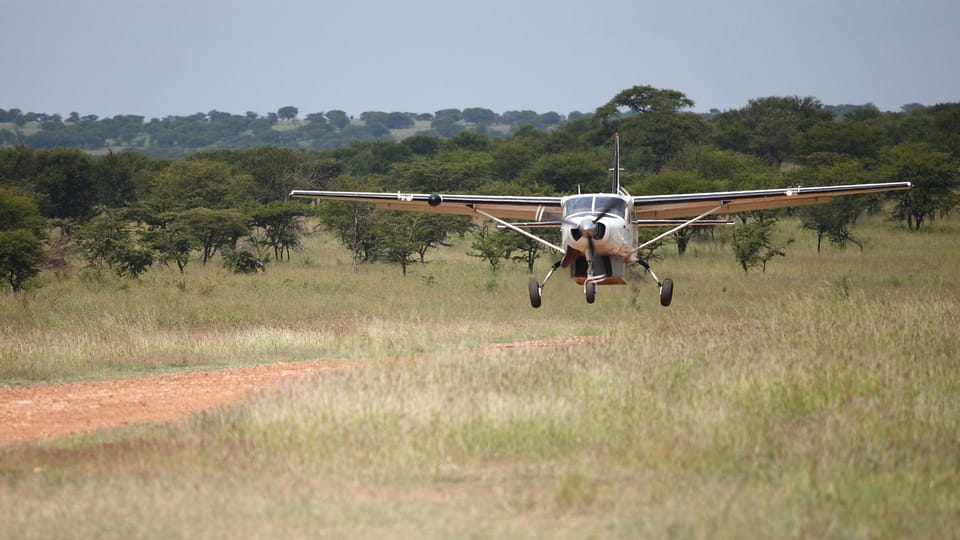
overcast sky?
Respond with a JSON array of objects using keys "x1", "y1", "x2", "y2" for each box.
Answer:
[{"x1": 2, "y1": 0, "x2": 957, "y2": 120}]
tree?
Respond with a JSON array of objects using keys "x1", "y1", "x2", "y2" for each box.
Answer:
[
  {"x1": 593, "y1": 86, "x2": 705, "y2": 171},
  {"x1": 462, "y1": 108, "x2": 498, "y2": 125},
  {"x1": 75, "y1": 210, "x2": 130, "y2": 269},
  {"x1": 372, "y1": 212, "x2": 422, "y2": 276},
  {"x1": 249, "y1": 201, "x2": 303, "y2": 262},
  {"x1": 800, "y1": 200, "x2": 864, "y2": 252},
  {"x1": 393, "y1": 151, "x2": 493, "y2": 192},
  {"x1": 143, "y1": 216, "x2": 196, "y2": 273},
  {"x1": 468, "y1": 222, "x2": 515, "y2": 272},
  {"x1": 368, "y1": 212, "x2": 457, "y2": 275},
  {"x1": 711, "y1": 96, "x2": 833, "y2": 165},
  {"x1": 0, "y1": 230, "x2": 46, "y2": 292},
  {"x1": 277, "y1": 106, "x2": 299, "y2": 121},
  {"x1": 111, "y1": 244, "x2": 154, "y2": 279},
  {"x1": 222, "y1": 248, "x2": 264, "y2": 273},
  {"x1": 468, "y1": 222, "x2": 546, "y2": 274},
  {"x1": 325, "y1": 110, "x2": 350, "y2": 130},
  {"x1": 143, "y1": 159, "x2": 256, "y2": 212},
  {"x1": 526, "y1": 152, "x2": 606, "y2": 194},
  {"x1": 0, "y1": 188, "x2": 46, "y2": 292},
  {"x1": 787, "y1": 154, "x2": 868, "y2": 251},
  {"x1": 594, "y1": 85, "x2": 695, "y2": 124},
  {"x1": 316, "y1": 177, "x2": 378, "y2": 272},
  {"x1": 792, "y1": 118, "x2": 886, "y2": 160},
  {"x1": 232, "y1": 146, "x2": 304, "y2": 202},
  {"x1": 882, "y1": 143, "x2": 959, "y2": 230},
  {"x1": 94, "y1": 150, "x2": 149, "y2": 208},
  {"x1": 179, "y1": 208, "x2": 250, "y2": 264},
  {"x1": 732, "y1": 213, "x2": 792, "y2": 272},
  {"x1": 32, "y1": 148, "x2": 98, "y2": 220}
]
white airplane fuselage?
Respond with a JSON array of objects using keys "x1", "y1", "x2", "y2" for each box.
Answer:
[{"x1": 560, "y1": 194, "x2": 634, "y2": 260}]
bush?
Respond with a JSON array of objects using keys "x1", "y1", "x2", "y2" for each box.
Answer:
[{"x1": 222, "y1": 249, "x2": 265, "y2": 274}]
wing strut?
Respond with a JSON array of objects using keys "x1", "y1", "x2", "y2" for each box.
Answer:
[
  {"x1": 470, "y1": 205, "x2": 565, "y2": 255},
  {"x1": 632, "y1": 203, "x2": 728, "y2": 254}
]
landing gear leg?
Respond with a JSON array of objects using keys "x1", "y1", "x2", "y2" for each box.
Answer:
[
  {"x1": 529, "y1": 260, "x2": 562, "y2": 309},
  {"x1": 637, "y1": 259, "x2": 673, "y2": 307}
]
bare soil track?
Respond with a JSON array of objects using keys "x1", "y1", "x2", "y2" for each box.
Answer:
[
  {"x1": 0, "y1": 337, "x2": 597, "y2": 447},
  {"x1": 0, "y1": 360, "x2": 351, "y2": 447}
]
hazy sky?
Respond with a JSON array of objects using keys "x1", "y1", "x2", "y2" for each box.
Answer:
[{"x1": 2, "y1": 0, "x2": 957, "y2": 119}]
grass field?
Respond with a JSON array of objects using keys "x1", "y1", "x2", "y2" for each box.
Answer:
[{"x1": 1, "y1": 216, "x2": 958, "y2": 538}]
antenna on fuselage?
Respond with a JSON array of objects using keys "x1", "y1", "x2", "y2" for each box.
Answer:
[{"x1": 610, "y1": 132, "x2": 623, "y2": 194}]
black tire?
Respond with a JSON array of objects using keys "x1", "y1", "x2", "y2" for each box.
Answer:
[
  {"x1": 660, "y1": 278, "x2": 673, "y2": 307},
  {"x1": 585, "y1": 281, "x2": 596, "y2": 304},
  {"x1": 528, "y1": 278, "x2": 542, "y2": 308}
]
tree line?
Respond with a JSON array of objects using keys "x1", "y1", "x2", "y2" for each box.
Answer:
[
  {"x1": 1, "y1": 85, "x2": 958, "y2": 291},
  {"x1": 0, "y1": 107, "x2": 574, "y2": 157}
]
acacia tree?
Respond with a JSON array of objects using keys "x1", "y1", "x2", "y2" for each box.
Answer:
[
  {"x1": 74, "y1": 209, "x2": 129, "y2": 269},
  {"x1": 591, "y1": 85, "x2": 703, "y2": 172},
  {"x1": 594, "y1": 85, "x2": 695, "y2": 123},
  {"x1": 789, "y1": 154, "x2": 868, "y2": 251},
  {"x1": 249, "y1": 201, "x2": 303, "y2": 262},
  {"x1": 315, "y1": 177, "x2": 378, "y2": 272},
  {"x1": 179, "y1": 208, "x2": 250, "y2": 265},
  {"x1": 882, "y1": 143, "x2": 959, "y2": 230},
  {"x1": 372, "y1": 212, "x2": 421, "y2": 276},
  {"x1": 732, "y1": 213, "x2": 793, "y2": 272},
  {"x1": 74, "y1": 209, "x2": 155, "y2": 279},
  {"x1": 0, "y1": 188, "x2": 46, "y2": 292},
  {"x1": 369, "y1": 212, "x2": 456, "y2": 275},
  {"x1": 277, "y1": 106, "x2": 299, "y2": 121},
  {"x1": 468, "y1": 223, "x2": 515, "y2": 272},
  {"x1": 143, "y1": 218, "x2": 196, "y2": 273},
  {"x1": 800, "y1": 199, "x2": 864, "y2": 252}
]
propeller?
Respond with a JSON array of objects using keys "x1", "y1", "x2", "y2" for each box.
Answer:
[
  {"x1": 566, "y1": 197, "x2": 619, "y2": 241},
  {"x1": 563, "y1": 196, "x2": 623, "y2": 280}
]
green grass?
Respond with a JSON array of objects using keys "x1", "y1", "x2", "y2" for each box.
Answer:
[{"x1": 1, "y1": 216, "x2": 959, "y2": 538}]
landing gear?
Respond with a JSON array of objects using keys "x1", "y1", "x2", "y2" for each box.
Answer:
[
  {"x1": 585, "y1": 281, "x2": 596, "y2": 304},
  {"x1": 637, "y1": 259, "x2": 673, "y2": 308},
  {"x1": 528, "y1": 278, "x2": 542, "y2": 309},
  {"x1": 659, "y1": 277, "x2": 673, "y2": 307},
  {"x1": 529, "y1": 260, "x2": 562, "y2": 309}
]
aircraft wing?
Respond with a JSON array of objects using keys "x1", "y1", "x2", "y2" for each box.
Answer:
[
  {"x1": 630, "y1": 182, "x2": 912, "y2": 220},
  {"x1": 291, "y1": 181, "x2": 911, "y2": 222},
  {"x1": 289, "y1": 190, "x2": 564, "y2": 221}
]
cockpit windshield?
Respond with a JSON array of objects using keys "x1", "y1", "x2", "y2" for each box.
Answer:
[
  {"x1": 563, "y1": 196, "x2": 594, "y2": 215},
  {"x1": 563, "y1": 196, "x2": 628, "y2": 218},
  {"x1": 595, "y1": 196, "x2": 628, "y2": 218}
]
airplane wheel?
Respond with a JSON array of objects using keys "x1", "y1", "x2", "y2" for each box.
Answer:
[
  {"x1": 528, "y1": 278, "x2": 542, "y2": 308},
  {"x1": 660, "y1": 278, "x2": 673, "y2": 307},
  {"x1": 585, "y1": 282, "x2": 596, "y2": 304}
]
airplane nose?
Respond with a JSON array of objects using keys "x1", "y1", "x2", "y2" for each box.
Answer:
[{"x1": 579, "y1": 217, "x2": 598, "y2": 237}]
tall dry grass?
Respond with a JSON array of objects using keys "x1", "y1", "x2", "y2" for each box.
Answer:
[{"x1": 1, "y1": 216, "x2": 958, "y2": 537}]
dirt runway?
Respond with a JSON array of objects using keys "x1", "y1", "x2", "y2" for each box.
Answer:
[
  {"x1": 0, "y1": 360, "x2": 350, "y2": 447},
  {"x1": 0, "y1": 337, "x2": 597, "y2": 447}
]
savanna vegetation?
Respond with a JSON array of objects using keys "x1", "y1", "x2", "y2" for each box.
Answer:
[
  {"x1": 1, "y1": 85, "x2": 959, "y2": 537},
  {"x1": 2, "y1": 86, "x2": 958, "y2": 292},
  {"x1": 1, "y1": 215, "x2": 958, "y2": 537}
]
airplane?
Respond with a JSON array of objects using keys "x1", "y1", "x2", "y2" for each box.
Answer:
[{"x1": 290, "y1": 135, "x2": 911, "y2": 308}]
